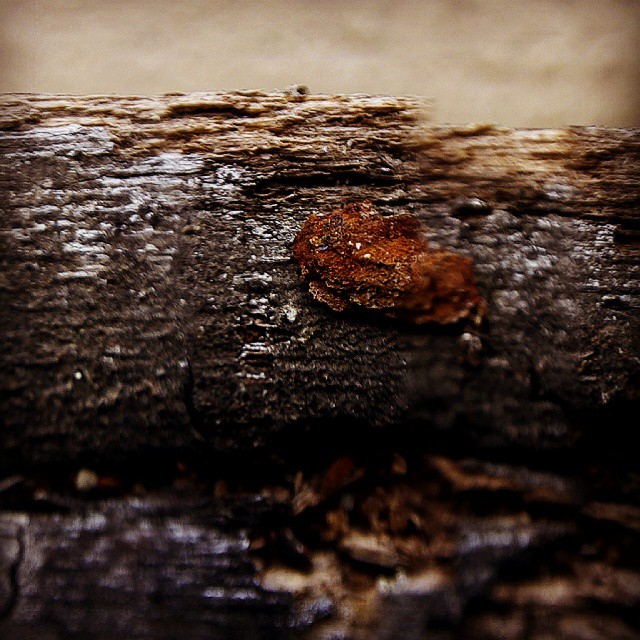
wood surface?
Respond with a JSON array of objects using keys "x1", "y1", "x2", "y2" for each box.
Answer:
[{"x1": 0, "y1": 91, "x2": 639, "y2": 638}]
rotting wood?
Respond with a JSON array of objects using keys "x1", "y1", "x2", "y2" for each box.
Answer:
[
  {"x1": 0, "y1": 91, "x2": 639, "y2": 639},
  {"x1": 292, "y1": 201, "x2": 486, "y2": 325},
  {"x1": 1, "y1": 91, "x2": 638, "y2": 464}
]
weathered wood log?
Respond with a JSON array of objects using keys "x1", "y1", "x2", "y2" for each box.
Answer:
[
  {"x1": 1, "y1": 91, "x2": 638, "y2": 466},
  {"x1": 1, "y1": 92, "x2": 639, "y2": 639},
  {"x1": 1, "y1": 459, "x2": 638, "y2": 639}
]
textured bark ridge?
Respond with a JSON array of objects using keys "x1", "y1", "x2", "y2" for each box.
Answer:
[{"x1": 0, "y1": 92, "x2": 639, "y2": 638}]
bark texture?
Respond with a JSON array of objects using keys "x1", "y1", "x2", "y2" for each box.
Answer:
[{"x1": 0, "y1": 91, "x2": 639, "y2": 638}]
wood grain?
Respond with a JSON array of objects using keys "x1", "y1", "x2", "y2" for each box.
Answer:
[{"x1": 0, "y1": 92, "x2": 638, "y2": 638}]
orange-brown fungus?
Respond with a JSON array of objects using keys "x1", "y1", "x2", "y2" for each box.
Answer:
[{"x1": 293, "y1": 201, "x2": 485, "y2": 325}]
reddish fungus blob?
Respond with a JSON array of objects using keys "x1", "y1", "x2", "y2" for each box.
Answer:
[{"x1": 293, "y1": 201, "x2": 485, "y2": 325}]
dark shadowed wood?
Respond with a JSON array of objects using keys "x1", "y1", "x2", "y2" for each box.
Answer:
[{"x1": 0, "y1": 92, "x2": 639, "y2": 638}]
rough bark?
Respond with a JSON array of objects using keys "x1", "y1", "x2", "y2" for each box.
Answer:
[{"x1": 0, "y1": 91, "x2": 639, "y2": 638}]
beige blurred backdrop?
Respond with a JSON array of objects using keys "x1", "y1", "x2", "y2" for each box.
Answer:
[{"x1": 1, "y1": 0, "x2": 638, "y2": 126}]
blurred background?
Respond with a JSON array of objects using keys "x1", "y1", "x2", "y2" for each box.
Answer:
[{"x1": 1, "y1": 0, "x2": 638, "y2": 126}]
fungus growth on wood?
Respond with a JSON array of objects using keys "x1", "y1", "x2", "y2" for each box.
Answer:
[{"x1": 293, "y1": 202, "x2": 485, "y2": 325}]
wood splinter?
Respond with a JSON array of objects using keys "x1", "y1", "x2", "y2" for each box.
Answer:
[{"x1": 293, "y1": 201, "x2": 486, "y2": 325}]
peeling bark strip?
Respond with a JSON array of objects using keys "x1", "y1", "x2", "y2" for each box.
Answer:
[{"x1": 0, "y1": 92, "x2": 639, "y2": 467}]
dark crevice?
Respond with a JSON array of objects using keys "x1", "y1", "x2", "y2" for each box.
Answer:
[
  {"x1": 164, "y1": 103, "x2": 282, "y2": 119},
  {"x1": 255, "y1": 170, "x2": 402, "y2": 190},
  {"x1": 1, "y1": 397, "x2": 634, "y2": 503}
]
